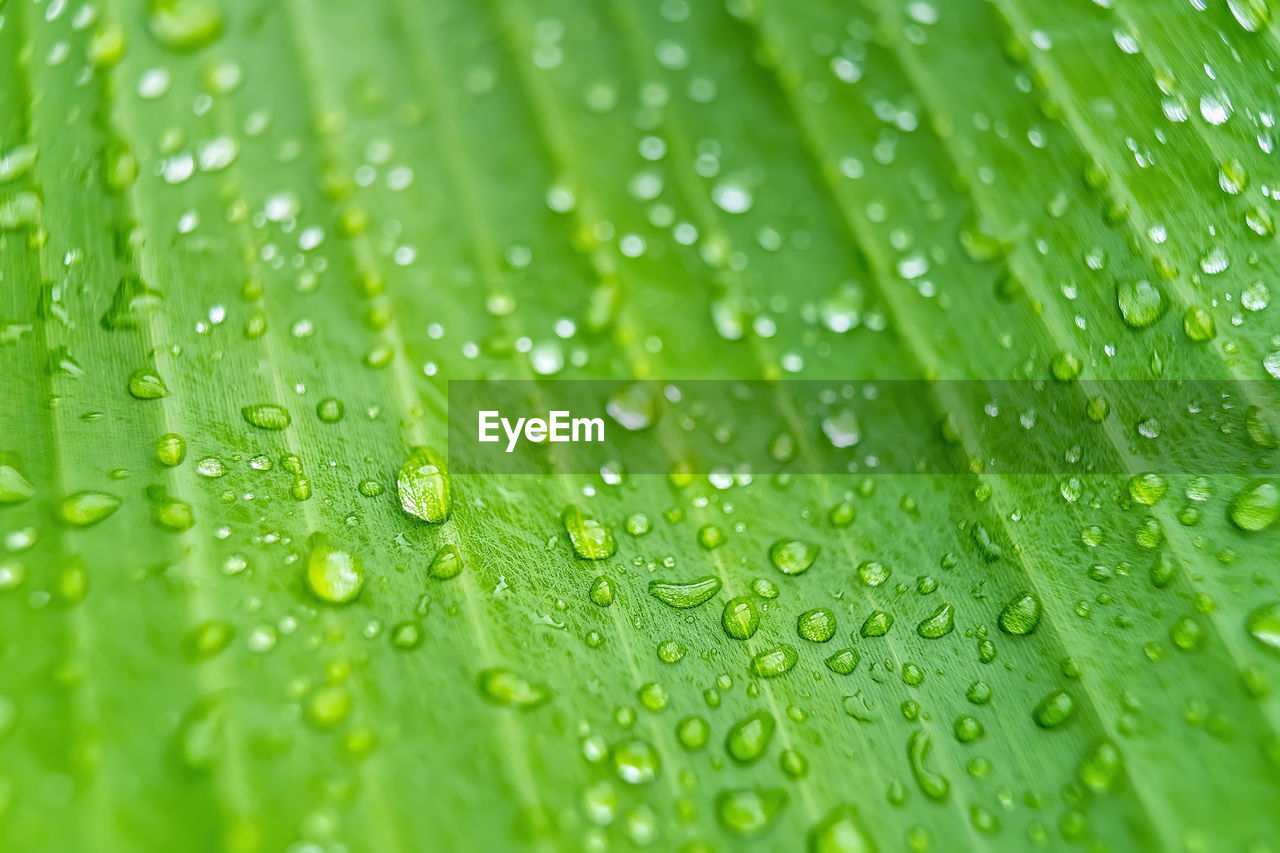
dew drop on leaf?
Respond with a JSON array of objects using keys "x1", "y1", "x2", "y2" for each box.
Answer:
[
  {"x1": 58, "y1": 491, "x2": 122, "y2": 527},
  {"x1": 998, "y1": 591, "x2": 1041, "y2": 635},
  {"x1": 0, "y1": 465, "x2": 35, "y2": 504},
  {"x1": 127, "y1": 369, "x2": 169, "y2": 400},
  {"x1": 611, "y1": 738, "x2": 660, "y2": 784},
  {"x1": 562, "y1": 504, "x2": 616, "y2": 559},
  {"x1": 398, "y1": 448, "x2": 450, "y2": 523},
  {"x1": 769, "y1": 538, "x2": 818, "y2": 575},
  {"x1": 1228, "y1": 480, "x2": 1279, "y2": 532},
  {"x1": 146, "y1": 0, "x2": 224, "y2": 52},
  {"x1": 305, "y1": 535, "x2": 364, "y2": 604},
  {"x1": 725, "y1": 711, "x2": 775, "y2": 765},
  {"x1": 477, "y1": 668, "x2": 551, "y2": 711},
  {"x1": 749, "y1": 644, "x2": 798, "y2": 678},
  {"x1": 429, "y1": 545, "x2": 463, "y2": 580},
  {"x1": 714, "y1": 788, "x2": 787, "y2": 838},
  {"x1": 797, "y1": 608, "x2": 838, "y2": 642},
  {"x1": 721, "y1": 596, "x2": 760, "y2": 640},
  {"x1": 241, "y1": 404, "x2": 290, "y2": 430},
  {"x1": 649, "y1": 576, "x2": 720, "y2": 609}
]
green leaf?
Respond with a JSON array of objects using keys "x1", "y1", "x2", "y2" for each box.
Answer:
[{"x1": 2, "y1": 0, "x2": 1279, "y2": 850}]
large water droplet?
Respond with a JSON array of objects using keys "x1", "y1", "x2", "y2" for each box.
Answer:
[
  {"x1": 305, "y1": 535, "x2": 364, "y2": 604},
  {"x1": 562, "y1": 505, "x2": 616, "y2": 559},
  {"x1": 147, "y1": 0, "x2": 224, "y2": 52},
  {"x1": 649, "y1": 576, "x2": 720, "y2": 609},
  {"x1": 58, "y1": 491, "x2": 121, "y2": 527},
  {"x1": 398, "y1": 448, "x2": 450, "y2": 523}
]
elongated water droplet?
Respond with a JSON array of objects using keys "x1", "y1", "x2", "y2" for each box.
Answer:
[
  {"x1": 906, "y1": 730, "x2": 949, "y2": 802},
  {"x1": 0, "y1": 144, "x2": 38, "y2": 183},
  {"x1": 398, "y1": 448, "x2": 450, "y2": 522},
  {"x1": 241, "y1": 404, "x2": 290, "y2": 430},
  {"x1": 649, "y1": 576, "x2": 721, "y2": 609},
  {"x1": 58, "y1": 491, "x2": 121, "y2": 527},
  {"x1": 172, "y1": 697, "x2": 225, "y2": 772},
  {"x1": 1228, "y1": 0, "x2": 1272, "y2": 32},
  {"x1": 0, "y1": 192, "x2": 40, "y2": 230},
  {"x1": 562, "y1": 504, "x2": 616, "y2": 559},
  {"x1": 477, "y1": 668, "x2": 551, "y2": 710},
  {"x1": 148, "y1": 485, "x2": 194, "y2": 532}
]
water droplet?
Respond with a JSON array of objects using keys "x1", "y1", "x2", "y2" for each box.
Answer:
[
  {"x1": 725, "y1": 711, "x2": 775, "y2": 764},
  {"x1": 562, "y1": 504, "x2": 616, "y2": 559},
  {"x1": 0, "y1": 144, "x2": 38, "y2": 183},
  {"x1": 127, "y1": 369, "x2": 169, "y2": 400},
  {"x1": 860, "y1": 611, "x2": 894, "y2": 637},
  {"x1": 998, "y1": 592, "x2": 1041, "y2": 635},
  {"x1": 1078, "y1": 737, "x2": 1123, "y2": 793},
  {"x1": 398, "y1": 449, "x2": 450, "y2": 523},
  {"x1": 1117, "y1": 279, "x2": 1165, "y2": 328},
  {"x1": 0, "y1": 465, "x2": 35, "y2": 504},
  {"x1": 1228, "y1": 0, "x2": 1272, "y2": 32},
  {"x1": 769, "y1": 538, "x2": 818, "y2": 575},
  {"x1": 1246, "y1": 602, "x2": 1280, "y2": 653},
  {"x1": 906, "y1": 730, "x2": 949, "y2": 801},
  {"x1": 241, "y1": 404, "x2": 290, "y2": 430},
  {"x1": 797, "y1": 608, "x2": 838, "y2": 642},
  {"x1": 807, "y1": 805, "x2": 878, "y2": 853},
  {"x1": 147, "y1": 0, "x2": 224, "y2": 52},
  {"x1": 305, "y1": 535, "x2": 364, "y2": 604},
  {"x1": 714, "y1": 788, "x2": 787, "y2": 838},
  {"x1": 155, "y1": 433, "x2": 186, "y2": 467},
  {"x1": 429, "y1": 544, "x2": 463, "y2": 579},
  {"x1": 1128, "y1": 472, "x2": 1167, "y2": 506},
  {"x1": 611, "y1": 738, "x2": 660, "y2": 783},
  {"x1": 676, "y1": 716, "x2": 710, "y2": 750},
  {"x1": 589, "y1": 576, "x2": 615, "y2": 606},
  {"x1": 749, "y1": 644, "x2": 798, "y2": 678},
  {"x1": 1032, "y1": 690, "x2": 1075, "y2": 728},
  {"x1": 649, "y1": 576, "x2": 720, "y2": 609},
  {"x1": 58, "y1": 491, "x2": 121, "y2": 527},
  {"x1": 722, "y1": 597, "x2": 760, "y2": 640},
  {"x1": 477, "y1": 668, "x2": 551, "y2": 710},
  {"x1": 917, "y1": 604, "x2": 955, "y2": 639},
  {"x1": 825, "y1": 648, "x2": 860, "y2": 675},
  {"x1": 1228, "y1": 480, "x2": 1279, "y2": 532}
]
